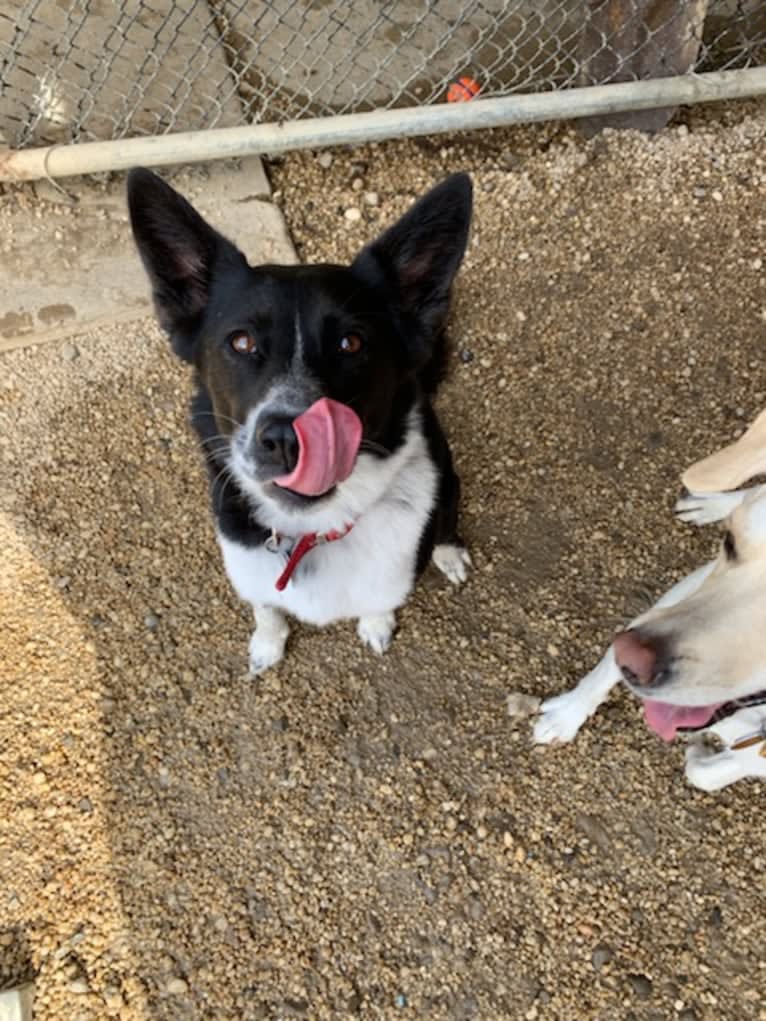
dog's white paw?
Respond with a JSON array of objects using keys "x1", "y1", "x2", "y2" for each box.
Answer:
[
  {"x1": 247, "y1": 608, "x2": 288, "y2": 677},
  {"x1": 675, "y1": 490, "x2": 740, "y2": 526},
  {"x1": 432, "y1": 543, "x2": 471, "y2": 585},
  {"x1": 684, "y1": 744, "x2": 742, "y2": 791},
  {"x1": 357, "y1": 612, "x2": 396, "y2": 655},
  {"x1": 533, "y1": 691, "x2": 590, "y2": 745},
  {"x1": 248, "y1": 629, "x2": 287, "y2": 676}
]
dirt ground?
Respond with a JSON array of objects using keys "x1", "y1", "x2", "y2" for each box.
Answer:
[{"x1": 2, "y1": 99, "x2": 766, "y2": 1020}]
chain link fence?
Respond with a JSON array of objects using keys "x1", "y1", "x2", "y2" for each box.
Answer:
[{"x1": 1, "y1": 1, "x2": 765, "y2": 150}]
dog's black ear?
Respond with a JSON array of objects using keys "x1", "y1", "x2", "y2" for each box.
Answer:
[
  {"x1": 127, "y1": 167, "x2": 247, "y2": 361},
  {"x1": 353, "y1": 173, "x2": 472, "y2": 341}
]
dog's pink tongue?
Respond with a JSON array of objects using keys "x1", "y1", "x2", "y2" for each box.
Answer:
[
  {"x1": 274, "y1": 397, "x2": 362, "y2": 497},
  {"x1": 643, "y1": 700, "x2": 722, "y2": 742}
]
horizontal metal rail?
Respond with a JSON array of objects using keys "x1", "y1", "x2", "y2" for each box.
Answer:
[{"x1": 1, "y1": 67, "x2": 764, "y2": 181}]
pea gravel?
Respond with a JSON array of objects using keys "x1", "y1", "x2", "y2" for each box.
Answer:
[{"x1": 1, "y1": 99, "x2": 765, "y2": 1019}]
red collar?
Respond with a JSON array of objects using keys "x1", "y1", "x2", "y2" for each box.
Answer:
[{"x1": 272, "y1": 524, "x2": 354, "y2": 591}]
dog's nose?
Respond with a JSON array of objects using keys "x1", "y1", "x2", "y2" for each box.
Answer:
[
  {"x1": 613, "y1": 629, "x2": 659, "y2": 687},
  {"x1": 256, "y1": 416, "x2": 299, "y2": 474}
]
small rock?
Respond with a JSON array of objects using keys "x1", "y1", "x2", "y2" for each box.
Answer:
[
  {"x1": 104, "y1": 988, "x2": 125, "y2": 1010},
  {"x1": 394, "y1": 993, "x2": 408, "y2": 1008},
  {"x1": 347, "y1": 990, "x2": 363, "y2": 1012},
  {"x1": 458, "y1": 995, "x2": 479, "y2": 1018},
  {"x1": 575, "y1": 813, "x2": 613, "y2": 854},
  {"x1": 499, "y1": 149, "x2": 522, "y2": 171},
  {"x1": 711, "y1": 189, "x2": 723, "y2": 202},
  {"x1": 166, "y1": 977, "x2": 189, "y2": 996},
  {"x1": 282, "y1": 999, "x2": 309, "y2": 1014},
  {"x1": 459, "y1": 348, "x2": 474, "y2": 364},
  {"x1": 247, "y1": 896, "x2": 268, "y2": 923},
  {"x1": 63, "y1": 342, "x2": 80, "y2": 362},
  {"x1": 344, "y1": 207, "x2": 362, "y2": 223},
  {"x1": 592, "y1": 943, "x2": 614, "y2": 971},
  {"x1": 627, "y1": 974, "x2": 653, "y2": 1000},
  {"x1": 351, "y1": 177, "x2": 363, "y2": 191},
  {"x1": 317, "y1": 152, "x2": 333, "y2": 169},
  {"x1": 506, "y1": 692, "x2": 541, "y2": 718},
  {"x1": 35, "y1": 178, "x2": 77, "y2": 205},
  {"x1": 78, "y1": 797, "x2": 93, "y2": 813},
  {"x1": 144, "y1": 612, "x2": 160, "y2": 631},
  {"x1": 692, "y1": 186, "x2": 706, "y2": 198},
  {"x1": 363, "y1": 191, "x2": 379, "y2": 206},
  {"x1": 464, "y1": 896, "x2": 485, "y2": 921},
  {"x1": 68, "y1": 978, "x2": 90, "y2": 994}
]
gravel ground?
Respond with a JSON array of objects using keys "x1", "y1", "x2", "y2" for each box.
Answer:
[{"x1": 2, "y1": 100, "x2": 766, "y2": 1020}]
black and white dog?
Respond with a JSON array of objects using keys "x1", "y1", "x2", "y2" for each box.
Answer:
[{"x1": 127, "y1": 168, "x2": 472, "y2": 674}]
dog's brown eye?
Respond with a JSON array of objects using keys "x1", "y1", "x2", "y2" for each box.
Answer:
[
  {"x1": 230, "y1": 331, "x2": 257, "y2": 355},
  {"x1": 339, "y1": 334, "x2": 363, "y2": 355}
]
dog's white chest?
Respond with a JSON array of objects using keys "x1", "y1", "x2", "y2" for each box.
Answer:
[{"x1": 218, "y1": 475, "x2": 436, "y2": 626}]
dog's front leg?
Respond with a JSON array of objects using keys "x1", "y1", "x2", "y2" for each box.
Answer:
[
  {"x1": 429, "y1": 422, "x2": 471, "y2": 586},
  {"x1": 534, "y1": 561, "x2": 717, "y2": 745},
  {"x1": 684, "y1": 741, "x2": 766, "y2": 791},
  {"x1": 533, "y1": 647, "x2": 622, "y2": 744},
  {"x1": 674, "y1": 486, "x2": 760, "y2": 526},
  {"x1": 357, "y1": 611, "x2": 397, "y2": 655},
  {"x1": 248, "y1": 606, "x2": 290, "y2": 676}
]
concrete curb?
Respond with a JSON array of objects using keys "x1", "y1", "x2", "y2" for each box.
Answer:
[{"x1": 0, "y1": 157, "x2": 296, "y2": 354}]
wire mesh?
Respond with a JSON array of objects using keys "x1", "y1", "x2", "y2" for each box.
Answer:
[{"x1": 0, "y1": 1, "x2": 764, "y2": 149}]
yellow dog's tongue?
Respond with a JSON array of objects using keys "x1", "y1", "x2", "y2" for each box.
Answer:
[
  {"x1": 274, "y1": 398, "x2": 362, "y2": 497},
  {"x1": 643, "y1": 700, "x2": 722, "y2": 741}
]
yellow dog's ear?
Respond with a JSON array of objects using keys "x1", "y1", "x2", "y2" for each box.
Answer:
[{"x1": 682, "y1": 408, "x2": 766, "y2": 493}]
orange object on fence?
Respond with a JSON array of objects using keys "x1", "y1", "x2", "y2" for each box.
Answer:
[{"x1": 447, "y1": 76, "x2": 481, "y2": 103}]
